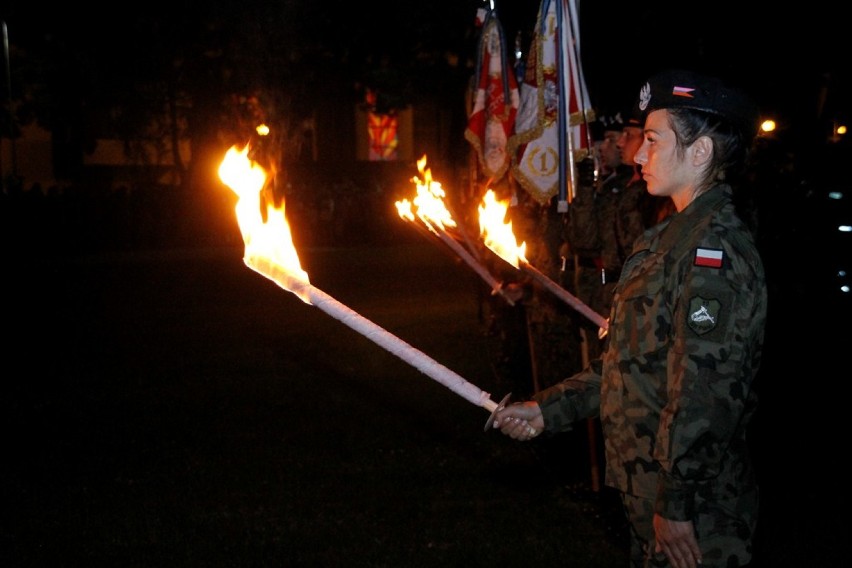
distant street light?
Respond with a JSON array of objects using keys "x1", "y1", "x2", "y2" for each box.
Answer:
[{"x1": 831, "y1": 121, "x2": 847, "y2": 142}]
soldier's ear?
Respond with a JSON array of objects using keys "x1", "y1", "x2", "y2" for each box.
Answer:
[{"x1": 691, "y1": 136, "x2": 713, "y2": 167}]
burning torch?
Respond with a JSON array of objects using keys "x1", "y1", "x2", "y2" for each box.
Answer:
[{"x1": 219, "y1": 144, "x2": 511, "y2": 431}]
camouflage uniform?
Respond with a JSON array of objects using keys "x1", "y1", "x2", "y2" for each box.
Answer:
[
  {"x1": 491, "y1": 192, "x2": 583, "y2": 397},
  {"x1": 570, "y1": 164, "x2": 674, "y2": 361},
  {"x1": 571, "y1": 163, "x2": 631, "y2": 361},
  {"x1": 533, "y1": 185, "x2": 767, "y2": 567},
  {"x1": 524, "y1": 196, "x2": 583, "y2": 392}
]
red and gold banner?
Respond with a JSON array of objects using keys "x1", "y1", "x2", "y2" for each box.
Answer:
[{"x1": 464, "y1": 11, "x2": 519, "y2": 180}]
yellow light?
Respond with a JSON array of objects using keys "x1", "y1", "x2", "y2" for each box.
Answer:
[{"x1": 760, "y1": 119, "x2": 776, "y2": 134}]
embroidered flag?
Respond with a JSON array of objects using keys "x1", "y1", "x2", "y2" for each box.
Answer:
[
  {"x1": 694, "y1": 247, "x2": 724, "y2": 268},
  {"x1": 465, "y1": 10, "x2": 519, "y2": 180},
  {"x1": 507, "y1": 0, "x2": 593, "y2": 205},
  {"x1": 673, "y1": 86, "x2": 695, "y2": 98}
]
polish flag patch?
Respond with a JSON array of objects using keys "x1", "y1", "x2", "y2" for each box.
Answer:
[
  {"x1": 695, "y1": 247, "x2": 723, "y2": 268},
  {"x1": 673, "y1": 86, "x2": 695, "y2": 98}
]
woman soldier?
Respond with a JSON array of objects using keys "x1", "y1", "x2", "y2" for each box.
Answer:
[{"x1": 492, "y1": 69, "x2": 767, "y2": 568}]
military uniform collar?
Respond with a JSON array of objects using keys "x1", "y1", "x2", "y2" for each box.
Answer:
[{"x1": 654, "y1": 184, "x2": 732, "y2": 252}]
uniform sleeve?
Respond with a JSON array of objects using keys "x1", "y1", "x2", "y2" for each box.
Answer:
[
  {"x1": 533, "y1": 359, "x2": 603, "y2": 432},
  {"x1": 653, "y1": 236, "x2": 764, "y2": 520},
  {"x1": 615, "y1": 186, "x2": 646, "y2": 256}
]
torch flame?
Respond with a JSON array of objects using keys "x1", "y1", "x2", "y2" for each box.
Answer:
[
  {"x1": 395, "y1": 155, "x2": 457, "y2": 233},
  {"x1": 218, "y1": 146, "x2": 502, "y2": 414},
  {"x1": 218, "y1": 144, "x2": 311, "y2": 303},
  {"x1": 394, "y1": 199, "x2": 416, "y2": 223},
  {"x1": 478, "y1": 189, "x2": 527, "y2": 268}
]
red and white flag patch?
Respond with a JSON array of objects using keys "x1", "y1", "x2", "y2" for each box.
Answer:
[
  {"x1": 694, "y1": 247, "x2": 724, "y2": 268},
  {"x1": 673, "y1": 86, "x2": 695, "y2": 98}
]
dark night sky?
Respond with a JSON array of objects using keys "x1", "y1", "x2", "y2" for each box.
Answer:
[{"x1": 2, "y1": 0, "x2": 848, "y2": 148}]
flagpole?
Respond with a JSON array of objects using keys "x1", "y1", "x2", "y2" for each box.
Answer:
[{"x1": 554, "y1": 0, "x2": 570, "y2": 211}]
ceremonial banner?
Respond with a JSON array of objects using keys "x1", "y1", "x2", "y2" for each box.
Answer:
[
  {"x1": 464, "y1": 9, "x2": 519, "y2": 180},
  {"x1": 508, "y1": 0, "x2": 594, "y2": 205}
]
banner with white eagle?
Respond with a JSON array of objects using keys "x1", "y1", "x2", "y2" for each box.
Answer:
[
  {"x1": 464, "y1": 8, "x2": 520, "y2": 181},
  {"x1": 508, "y1": 0, "x2": 594, "y2": 206}
]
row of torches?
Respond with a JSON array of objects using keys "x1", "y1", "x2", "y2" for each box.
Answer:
[{"x1": 218, "y1": 144, "x2": 606, "y2": 426}]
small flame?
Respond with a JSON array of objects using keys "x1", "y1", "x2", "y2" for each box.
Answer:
[
  {"x1": 395, "y1": 155, "x2": 457, "y2": 233},
  {"x1": 218, "y1": 144, "x2": 311, "y2": 302},
  {"x1": 478, "y1": 189, "x2": 527, "y2": 268},
  {"x1": 394, "y1": 198, "x2": 416, "y2": 222}
]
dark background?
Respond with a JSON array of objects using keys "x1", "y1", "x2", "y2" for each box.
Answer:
[
  {"x1": 2, "y1": 0, "x2": 848, "y2": 163},
  {"x1": 2, "y1": 1, "x2": 851, "y2": 565},
  {"x1": 5, "y1": 242, "x2": 634, "y2": 566},
  {"x1": 4, "y1": 239, "x2": 849, "y2": 566}
]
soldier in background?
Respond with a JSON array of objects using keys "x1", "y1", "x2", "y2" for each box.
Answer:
[
  {"x1": 482, "y1": 174, "x2": 583, "y2": 400},
  {"x1": 570, "y1": 106, "x2": 675, "y2": 361},
  {"x1": 570, "y1": 110, "x2": 632, "y2": 361},
  {"x1": 523, "y1": 192, "x2": 584, "y2": 393}
]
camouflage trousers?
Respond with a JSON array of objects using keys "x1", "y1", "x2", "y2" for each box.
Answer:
[{"x1": 620, "y1": 489, "x2": 758, "y2": 567}]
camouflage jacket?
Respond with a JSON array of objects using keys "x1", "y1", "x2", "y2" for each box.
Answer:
[
  {"x1": 569, "y1": 164, "x2": 673, "y2": 273},
  {"x1": 534, "y1": 184, "x2": 767, "y2": 520}
]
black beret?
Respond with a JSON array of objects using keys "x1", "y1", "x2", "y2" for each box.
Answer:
[
  {"x1": 636, "y1": 69, "x2": 759, "y2": 137},
  {"x1": 598, "y1": 112, "x2": 625, "y2": 132},
  {"x1": 589, "y1": 111, "x2": 625, "y2": 141},
  {"x1": 624, "y1": 110, "x2": 643, "y2": 129}
]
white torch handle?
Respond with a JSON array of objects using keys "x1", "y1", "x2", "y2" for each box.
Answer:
[
  {"x1": 246, "y1": 255, "x2": 498, "y2": 413},
  {"x1": 521, "y1": 260, "x2": 609, "y2": 331}
]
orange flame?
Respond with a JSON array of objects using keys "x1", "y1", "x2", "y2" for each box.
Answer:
[
  {"x1": 478, "y1": 189, "x2": 527, "y2": 268},
  {"x1": 218, "y1": 144, "x2": 311, "y2": 303},
  {"x1": 394, "y1": 155, "x2": 457, "y2": 233},
  {"x1": 216, "y1": 146, "x2": 505, "y2": 412}
]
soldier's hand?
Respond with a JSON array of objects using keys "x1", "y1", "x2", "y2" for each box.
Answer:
[
  {"x1": 653, "y1": 514, "x2": 702, "y2": 568},
  {"x1": 492, "y1": 402, "x2": 544, "y2": 441}
]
